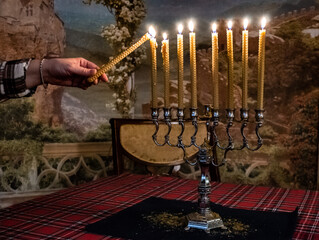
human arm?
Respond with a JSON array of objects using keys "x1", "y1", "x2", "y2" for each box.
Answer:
[
  {"x1": 0, "y1": 58, "x2": 108, "y2": 100},
  {"x1": 26, "y1": 58, "x2": 108, "y2": 89}
]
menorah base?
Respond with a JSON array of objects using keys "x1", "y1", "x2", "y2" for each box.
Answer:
[{"x1": 185, "y1": 211, "x2": 226, "y2": 233}]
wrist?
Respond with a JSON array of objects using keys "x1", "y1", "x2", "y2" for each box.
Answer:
[
  {"x1": 39, "y1": 59, "x2": 48, "y2": 89},
  {"x1": 25, "y1": 59, "x2": 41, "y2": 89}
]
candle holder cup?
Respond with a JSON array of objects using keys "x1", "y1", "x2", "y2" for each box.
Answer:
[{"x1": 151, "y1": 104, "x2": 264, "y2": 233}]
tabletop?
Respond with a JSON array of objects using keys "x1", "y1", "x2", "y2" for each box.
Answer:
[{"x1": 0, "y1": 173, "x2": 318, "y2": 240}]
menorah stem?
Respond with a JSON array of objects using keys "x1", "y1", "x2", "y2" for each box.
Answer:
[
  {"x1": 151, "y1": 108, "x2": 162, "y2": 146},
  {"x1": 186, "y1": 145, "x2": 225, "y2": 232},
  {"x1": 198, "y1": 148, "x2": 211, "y2": 214},
  {"x1": 177, "y1": 108, "x2": 185, "y2": 147},
  {"x1": 224, "y1": 109, "x2": 235, "y2": 153},
  {"x1": 255, "y1": 109, "x2": 264, "y2": 147},
  {"x1": 240, "y1": 108, "x2": 249, "y2": 149},
  {"x1": 163, "y1": 108, "x2": 172, "y2": 143},
  {"x1": 188, "y1": 108, "x2": 200, "y2": 148},
  {"x1": 209, "y1": 123, "x2": 221, "y2": 182}
]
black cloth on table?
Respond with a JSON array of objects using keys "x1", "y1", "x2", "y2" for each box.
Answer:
[{"x1": 86, "y1": 197, "x2": 298, "y2": 240}]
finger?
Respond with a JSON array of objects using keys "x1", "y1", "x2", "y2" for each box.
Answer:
[
  {"x1": 80, "y1": 78, "x2": 93, "y2": 88},
  {"x1": 80, "y1": 58, "x2": 99, "y2": 70},
  {"x1": 72, "y1": 67, "x2": 97, "y2": 77},
  {"x1": 99, "y1": 73, "x2": 108, "y2": 83}
]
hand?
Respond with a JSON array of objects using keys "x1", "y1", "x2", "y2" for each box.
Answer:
[
  {"x1": 25, "y1": 58, "x2": 108, "y2": 90},
  {"x1": 43, "y1": 58, "x2": 108, "y2": 89}
]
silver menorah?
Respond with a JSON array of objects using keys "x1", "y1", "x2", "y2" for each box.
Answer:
[{"x1": 151, "y1": 106, "x2": 264, "y2": 232}]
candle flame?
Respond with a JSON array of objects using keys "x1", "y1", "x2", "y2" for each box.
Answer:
[
  {"x1": 261, "y1": 17, "x2": 267, "y2": 29},
  {"x1": 243, "y1": 18, "x2": 249, "y2": 30},
  {"x1": 228, "y1": 20, "x2": 233, "y2": 30},
  {"x1": 148, "y1": 26, "x2": 156, "y2": 38},
  {"x1": 188, "y1": 20, "x2": 194, "y2": 32},
  {"x1": 212, "y1": 23, "x2": 217, "y2": 33},
  {"x1": 163, "y1": 32, "x2": 167, "y2": 40},
  {"x1": 178, "y1": 24, "x2": 183, "y2": 34}
]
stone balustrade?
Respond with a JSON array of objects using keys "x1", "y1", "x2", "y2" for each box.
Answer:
[{"x1": 0, "y1": 142, "x2": 112, "y2": 208}]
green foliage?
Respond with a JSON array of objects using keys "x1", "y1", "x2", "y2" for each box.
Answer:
[
  {"x1": 286, "y1": 90, "x2": 319, "y2": 189},
  {"x1": 0, "y1": 139, "x2": 43, "y2": 191},
  {"x1": 38, "y1": 127, "x2": 78, "y2": 143},
  {"x1": 84, "y1": 123, "x2": 112, "y2": 142},
  {"x1": 276, "y1": 21, "x2": 304, "y2": 40},
  {"x1": 0, "y1": 98, "x2": 78, "y2": 143},
  {"x1": 302, "y1": 36, "x2": 319, "y2": 51},
  {"x1": 0, "y1": 139, "x2": 43, "y2": 161},
  {"x1": 0, "y1": 99, "x2": 41, "y2": 140},
  {"x1": 220, "y1": 145, "x2": 294, "y2": 188},
  {"x1": 84, "y1": 0, "x2": 147, "y2": 117}
]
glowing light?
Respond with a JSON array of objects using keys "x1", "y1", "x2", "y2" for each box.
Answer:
[
  {"x1": 261, "y1": 17, "x2": 267, "y2": 29},
  {"x1": 228, "y1": 20, "x2": 233, "y2": 30},
  {"x1": 243, "y1": 18, "x2": 249, "y2": 30},
  {"x1": 212, "y1": 23, "x2": 217, "y2": 33},
  {"x1": 148, "y1": 26, "x2": 156, "y2": 38},
  {"x1": 178, "y1": 24, "x2": 183, "y2": 34},
  {"x1": 188, "y1": 20, "x2": 194, "y2": 32},
  {"x1": 163, "y1": 32, "x2": 167, "y2": 40}
]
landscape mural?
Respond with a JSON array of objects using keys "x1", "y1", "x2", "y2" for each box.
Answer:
[{"x1": 0, "y1": 0, "x2": 318, "y2": 196}]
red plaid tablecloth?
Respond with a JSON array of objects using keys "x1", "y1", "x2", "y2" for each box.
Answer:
[{"x1": 0, "y1": 173, "x2": 318, "y2": 240}]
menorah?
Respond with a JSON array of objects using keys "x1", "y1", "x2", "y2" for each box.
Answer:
[
  {"x1": 151, "y1": 105, "x2": 264, "y2": 232},
  {"x1": 88, "y1": 16, "x2": 267, "y2": 233}
]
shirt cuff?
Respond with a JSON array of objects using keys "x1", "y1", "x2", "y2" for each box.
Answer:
[{"x1": 0, "y1": 59, "x2": 36, "y2": 100}]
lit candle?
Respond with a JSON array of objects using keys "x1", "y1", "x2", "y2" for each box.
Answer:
[
  {"x1": 211, "y1": 22, "x2": 219, "y2": 110},
  {"x1": 88, "y1": 31, "x2": 151, "y2": 82},
  {"x1": 149, "y1": 26, "x2": 158, "y2": 109},
  {"x1": 177, "y1": 24, "x2": 184, "y2": 109},
  {"x1": 189, "y1": 20, "x2": 197, "y2": 109},
  {"x1": 242, "y1": 18, "x2": 249, "y2": 109},
  {"x1": 257, "y1": 17, "x2": 266, "y2": 110},
  {"x1": 161, "y1": 33, "x2": 170, "y2": 108},
  {"x1": 227, "y1": 20, "x2": 234, "y2": 110}
]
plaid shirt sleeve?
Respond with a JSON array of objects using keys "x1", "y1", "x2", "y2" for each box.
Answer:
[{"x1": 0, "y1": 59, "x2": 36, "y2": 100}]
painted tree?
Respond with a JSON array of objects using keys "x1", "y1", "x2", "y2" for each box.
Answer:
[
  {"x1": 84, "y1": 0, "x2": 147, "y2": 117},
  {"x1": 287, "y1": 90, "x2": 318, "y2": 190}
]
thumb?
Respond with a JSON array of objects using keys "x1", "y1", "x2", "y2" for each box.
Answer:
[{"x1": 71, "y1": 67, "x2": 97, "y2": 77}]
